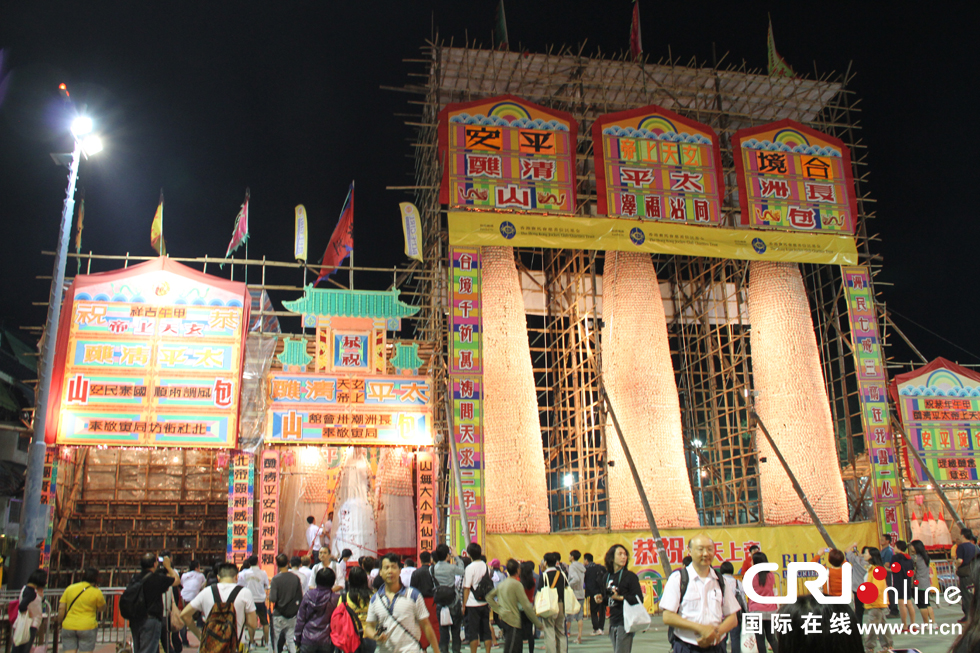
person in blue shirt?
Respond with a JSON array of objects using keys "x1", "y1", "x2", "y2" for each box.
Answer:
[{"x1": 879, "y1": 533, "x2": 898, "y2": 617}]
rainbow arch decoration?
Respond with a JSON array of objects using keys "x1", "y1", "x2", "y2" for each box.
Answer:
[
  {"x1": 733, "y1": 119, "x2": 858, "y2": 234},
  {"x1": 438, "y1": 94, "x2": 578, "y2": 214},
  {"x1": 592, "y1": 105, "x2": 724, "y2": 223},
  {"x1": 891, "y1": 357, "x2": 980, "y2": 485}
]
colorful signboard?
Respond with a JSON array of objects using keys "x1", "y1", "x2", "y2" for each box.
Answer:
[
  {"x1": 438, "y1": 94, "x2": 577, "y2": 214},
  {"x1": 40, "y1": 447, "x2": 59, "y2": 569},
  {"x1": 891, "y1": 358, "x2": 980, "y2": 484},
  {"x1": 733, "y1": 119, "x2": 859, "y2": 234},
  {"x1": 592, "y1": 105, "x2": 724, "y2": 224},
  {"x1": 45, "y1": 258, "x2": 250, "y2": 448},
  {"x1": 258, "y1": 450, "x2": 281, "y2": 578},
  {"x1": 842, "y1": 266, "x2": 902, "y2": 537},
  {"x1": 226, "y1": 451, "x2": 255, "y2": 565},
  {"x1": 267, "y1": 373, "x2": 432, "y2": 446},
  {"x1": 448, "y1": 247, "x2": 486, "y2": 549},
  {"x1": 416, "y1": 450, "x2": 436, "y2": 559},
  {"x1": 488, "y1": 521, "x2": 877, "y2": 605},
  {"x1": 447, "y1": 211, "x2": 858, "y2": 265}
]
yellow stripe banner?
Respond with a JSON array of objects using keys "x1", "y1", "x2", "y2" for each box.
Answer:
[{"x1": 448, "y1": 211, "x2": 858, "y2": 265}]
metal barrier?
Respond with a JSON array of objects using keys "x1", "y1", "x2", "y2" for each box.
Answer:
[
  {"x1": 1, "y1": 589, "x2": 131, "y2": 653},
  {"x1": 933, "y1": 559, "x2": 958, "y2": 593}
]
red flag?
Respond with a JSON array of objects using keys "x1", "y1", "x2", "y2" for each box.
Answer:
[
  {"x1": 316, "y1": 182, "x2": 354, "y2": 284},
  {"x1": 629, "y1": 1, "x2": 642, "y2": 61}
]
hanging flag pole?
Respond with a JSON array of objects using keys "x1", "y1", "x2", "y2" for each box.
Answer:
[
  {"x1": 767, "y1": 17, "x2": 796, "y2": 78},
  {"x1": 222, "y1": 188, "x2": 250, "y2": 284},
  {"x1": 316, "y1": 181, "x2": 355, "y2": 286},
  {"x1": 494, "y1": 0, "x2": 509, "y2": 51},
  {"x1": 629, "y1": 0, "x2": 643, "y2": 61},
  {"x1": 150, "y1": 190, "x2": 166, "y2": 256}
]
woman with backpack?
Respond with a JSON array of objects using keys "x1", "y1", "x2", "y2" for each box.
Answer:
[
  {"x1": 346, "y1": 567, "x2": 375, "y2": 653},
  {"x1": 295, "y1": 567, "x2": 340, "y2": 653},
  {"x1": 12, "y1": 569, "x2": 48, "y2": 653},
  {"x1": 58, "y1": 567, "x2": 107, "y2": 653}
]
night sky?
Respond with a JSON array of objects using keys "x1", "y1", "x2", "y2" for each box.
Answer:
[{"x1": 0, "y1": 3, "x2": 975, "y2": 366}]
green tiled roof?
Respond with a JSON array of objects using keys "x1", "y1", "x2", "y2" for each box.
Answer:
[
  {"x1": 277, "y1": 337, "x2": 312, "y2": 368},
  {"x1": 391, "y1": 342, "x2": 424, "y2": 373},
  {"x1": 282, "y1": 286, "x2": 419, "y2": 329}
]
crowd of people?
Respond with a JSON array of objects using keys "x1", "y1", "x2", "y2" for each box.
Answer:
[{"x1": 11, "y1": 526, "x2": 980, "y2": 653}]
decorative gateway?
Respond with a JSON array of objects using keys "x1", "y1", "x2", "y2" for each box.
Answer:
[{"x1": 265, "y1": 287, "x2": 435, "y2": 563}]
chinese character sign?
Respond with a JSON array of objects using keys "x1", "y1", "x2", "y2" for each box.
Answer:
[
  {"x1": 452, "y1": 248, "x2": 482, "y2": 374},
  {"x1": 734, "y1": 119, "x2": 858, "y2": 234},
  {"x1": 266, "y1": 374, "x2": 432, "y2": 446},
  {"x1": 592, "y1": 105, "x2": 724, "y2": 224},
  {"x1": 258, "y1": 450, "x2": 281, "y2": 579},
  {"x1": 416, "y1": 450, "x2": 437, "y2": 558},
  {"x1": 893, "y1": 358, "x2": 980, "y2": 484},
  {"x1": 227, "y1": 452, "x2": 255, "y2": 565},
  {"x1": 47, "y1": 258, "x2": 250, "y2": 448},
  {"x1": 448, "y1": 247, "x2": 485, "y2": 549},
  {"x1": 842, "y1": 266, "x2": 902, "y2": 535},
  {"x1": 439, "y1": 95, "x2": 577, "y2": 213}
]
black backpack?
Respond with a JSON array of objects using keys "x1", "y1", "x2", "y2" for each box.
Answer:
[
  {"x1": 472, "y1": 564, "x2": 495, "y2": 602},
  {"x1": 411, "y1": 566, "x2": 435, "y2": 598},
  {"x1": 666, "y1": 568, "x2": 725, "y2": 645},
  {"x1": 665, "y1": 569, "x2": 689, "y2": 646},
  {"x1": 119, "y1": 573, "x2": 149, "y2": 622},
  {"x1": 431, "y1": 567, "x2": 456, "y2": 607}
]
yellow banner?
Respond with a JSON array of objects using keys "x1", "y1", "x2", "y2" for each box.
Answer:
[
  {"x1": 400, "y1": 202, "x2": 423, "y2": 262},
  {"x1": 487, "y1": 522, "x2": 876, "y2": 604},
  {"x1": 449, "y1": 211, "x2": 858, "y2": 265}
]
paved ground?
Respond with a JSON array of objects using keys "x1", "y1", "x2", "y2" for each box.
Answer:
[{"x1": 88, "y1": 605, "x2": 966, "y2": 653}]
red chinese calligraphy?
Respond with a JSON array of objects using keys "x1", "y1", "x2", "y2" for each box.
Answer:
[
  {"x1": 788, "y1": 207, "x2": 816, "y2": 229},
  {"x1": 620, "y1": 168, "x2": 655, "y2": 188},
  {"x1": 466, "y1": 154, "x2": 502, "y2": 178},
  {"x1": 669, "y1": 171, "x2": 704, "y2": 192},
  {"x1": 495, "y1": 185, "x2": 532, "y2": 208},
  {"x1": 644, "y1": 195, "x2": 662, "y2": 219},
  {"x1": 669, "y1": 197, "x2": 686, "y2": 221},
  {"x1": 519, "y1": 159, "x2": 556, "y2": 181},
  {"x1": 804, "y1": 182, "x2": 836, "y2": 202},
  {"x1": 621, "y1": 193, "x2": 638, "y2": 216},
  {"x1": 759, "y1": 179, "x2": 790, "y2": 198}
]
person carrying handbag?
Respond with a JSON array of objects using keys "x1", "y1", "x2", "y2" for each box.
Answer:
[
  {"x1": 13, "y1": 570, "x2": 48, "y2": 653},
  {"x1": 59, "y1": 568, "x2": 107, "y2": 653},
  {"x1": 534, "y1": 554, "x2": 567, "y2": 653},
  {"x1": 601, "y1": 546, "x2": 642, "y2": 653}
]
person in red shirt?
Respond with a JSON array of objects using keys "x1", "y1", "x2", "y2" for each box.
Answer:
[{"x1": 738, "y1": 545, "x2": 760, "y2": 578}]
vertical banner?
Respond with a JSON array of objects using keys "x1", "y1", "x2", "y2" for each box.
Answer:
[
  {"x1": 400, "y1": 203, "x2": 423, "y2": 262},
  {"x1": 294, "y1": 205, "x2": 308, "y2": 262},
  {"x1": 842, "y1": 266, "x2": 903, "y2": 537},
  {"x1": 448, "y1": 247, "x2": 485, "y2": 549},
  {"x1": 416, "y1": 449, "x2": 436, "y2": 557},
  {"x1": 258, "y1": 450, "x2": 281, "y2": 579},
  {"x1": 40, "y1": 447, "x2": 59, "y2": 569},
  {"x1": 226, "y1": 451, "x2": 255, "y2": 565}
]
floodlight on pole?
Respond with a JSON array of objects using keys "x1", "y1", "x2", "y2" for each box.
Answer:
[
  {"x1": 13, "y1": 83, "x2": 103, "y2": 585},
  {"x1": 70, "y1": 116, "x2": 93, "y2": 136}
]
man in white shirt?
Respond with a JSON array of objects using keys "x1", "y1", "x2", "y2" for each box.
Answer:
[
  {"x1": 290, "y1": 557, "x2": 311, "y2": 595},
  {"x1": 660, "y1": 534, "x2": 740, "y2": 652},
  {"x1": 400, "y1": 558, "x2": 417, "y2": 589},
  {"x1": 365, "y1": 553, "x2": 441, "y2": 653},
  {"x1": 181, "y1": 562, "x2": 259, "y2": 647},
  {"x1": 329, "y1": 549, "x2": 352, "y2": 591},
  {"x1": 238, "y1": 555, "x2": 270, "y2": 647},
  {"x1": 179, "y1": 560, "x2": 207, "y2": 642},
  {"x1": 462, "y1": 543, "x2": 494, "y2": 653},
  {"x1": 305, "y1": 516, "x2": 324, "y2": 553}
]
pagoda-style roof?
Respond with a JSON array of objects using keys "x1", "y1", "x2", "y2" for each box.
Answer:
[
  {"x1": 391, "y1": 342, "x2": 425, "y2": 374},
  {"x1": 282, "y1": 286, "x2": 419, "y2": 330},
  {"x1": 278, "y1": 337, "x2": 313, "y2": 370}
]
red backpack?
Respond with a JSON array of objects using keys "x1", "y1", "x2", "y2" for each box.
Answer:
[{"x1": 330, "y1": 593, "x2": 363, "y2": 653}]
